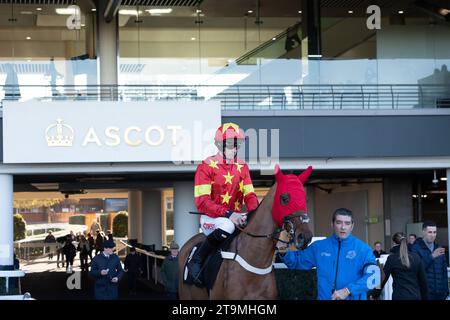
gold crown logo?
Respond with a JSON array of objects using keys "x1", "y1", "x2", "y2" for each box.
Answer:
[{"x1": 45, "y1": 118, "x2": 74, "y2": 147}]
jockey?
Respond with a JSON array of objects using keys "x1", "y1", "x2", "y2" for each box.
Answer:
[{"x1": 187, "y1": 122, "x2": 259, "y2": 285}]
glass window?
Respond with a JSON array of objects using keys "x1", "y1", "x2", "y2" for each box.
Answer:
[{"x1": 0, "y1": 3, "x2": 98, "y2": 103}]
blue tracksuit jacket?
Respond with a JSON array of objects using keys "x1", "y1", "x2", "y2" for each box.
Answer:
[{"x1": 282, "y1": 234, "x2": 377, "y2": 300}]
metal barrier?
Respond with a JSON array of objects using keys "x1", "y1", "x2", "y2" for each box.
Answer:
[{"x1": 1, "y1": 84, "x2": 449, "y2": 111}]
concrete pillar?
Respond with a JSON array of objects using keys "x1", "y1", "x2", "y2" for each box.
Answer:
[
  {"x1": 306, "y1": 186, "x2": 315, "y2": 234},
  {"x1": 141, "y1": 191, "x2": 162, "y2": 249},
  {"x1": 301, "y1": 0, "x2": 322, "y2": 57},
  {"x1": 0, "y1": 174, "x2": 14, "y2": 269},
  {"x1": 447, "y1": 169, "x2": 450, "y2": 267},
  {"x1": 173, "y1": 181, "x2": 199, "y2": 247},
  {"x1": 97, "y1": 0, "x2": 118, "y2": 87},
  {"x1": 128, "y1": 191, "x2": 142, "y2": 243},
  {"x1": 383, "y1": 177, "x2": 413, "y2": 248}
]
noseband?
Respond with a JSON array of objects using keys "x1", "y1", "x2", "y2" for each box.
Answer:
[{"x1": 283, "y1": 212, "x2": 310, "y2": 244}]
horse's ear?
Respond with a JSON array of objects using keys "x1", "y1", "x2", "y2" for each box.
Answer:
[
  {"x1": 274, "y1": 164, "x2": 284, "y2": 182},
  {"x1": 298, "y1": 166, "x2": 313, "y2": 184}
]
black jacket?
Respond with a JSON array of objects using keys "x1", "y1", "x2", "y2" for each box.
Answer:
[
  {"x1": 124, "y1": 253, "x2": 142, "y2": 274},
  {"x1": 382, "y1": 245, "x2": 428, "y2": 300},
  {"x1": 412, "y1": 238, "x2": 449, "y2": 296}
]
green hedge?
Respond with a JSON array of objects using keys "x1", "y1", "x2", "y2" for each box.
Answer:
[
  {"x1": 69, "y1": 215, "x2": 86, "y2": 225},
  {"x1": 13, "y1": 214, "x2": 26, "y2": 241},
  {"x1": 112, "y1": 212, "x2": 128, "y2": 237}
]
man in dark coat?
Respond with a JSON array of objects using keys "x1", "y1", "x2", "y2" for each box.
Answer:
[
  {"x1": 124, "y1": 247, "x2": 142, "y2": 295},
  {"x1": 44, "y1": 231, "x2": 56, "y2": 260},
  {"x1": 89, "y1": 239, "x2": 124, "y2": 300},
  {"x1": 412, "y1": 221, "x2": 449, "y2": 300},
  {"x1": 161, "y1": 241, "x2": 180, "y2": 300}
]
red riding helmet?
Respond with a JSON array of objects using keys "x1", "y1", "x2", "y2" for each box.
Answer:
[{"x1": 214, "y1": 122, "x2": 245, "y2": 142}]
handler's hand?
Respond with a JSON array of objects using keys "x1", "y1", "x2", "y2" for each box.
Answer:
[
  {"x1": 332, "y1": 288, "x2": 350, "y2": 300},
  {"x1": 111, "y1": 277, "x2": 118, "y2": 283}
]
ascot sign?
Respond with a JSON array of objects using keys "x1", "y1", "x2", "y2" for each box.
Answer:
[{"x1": 3, "y1": 101, "x2": 221, "y2": 164}]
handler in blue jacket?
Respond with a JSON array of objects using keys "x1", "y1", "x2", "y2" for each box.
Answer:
[
  {"x1": 89, "y1": 239, "x2": 124, "y2": 300},
  {"x1": 279, "y1": 208, "x2": 378, "y2": 300}
]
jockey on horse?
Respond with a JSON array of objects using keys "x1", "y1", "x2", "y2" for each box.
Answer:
[{"x1": 187, "y1": 122, "x2": 259, "y2": 286}]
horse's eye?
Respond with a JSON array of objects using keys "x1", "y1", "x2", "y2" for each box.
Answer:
[{"x1": 280, "y1": 193, "x2": 290, "y2": 205}]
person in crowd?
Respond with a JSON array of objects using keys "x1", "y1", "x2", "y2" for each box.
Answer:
[
  {"x1": 107, "y1": 230, "x2": 114, "y2": 241},
  {"x1": 381, "y1": 232, "x2": 428, "y2": 300},
  {"x1": 408, "y1": 234, "x2": 417, "y2": 245},
  {"x1": 95, "y1": 230, "x2": 104, "y2": 255},
  {"x1": 77, "y1": 235, "x2": 90, "y2": 272},
  {"x1": 373, "y1": 241, "x2": 387, "y2": 258},
  {"x1": 279, "y1": 208, "x2": 378, "y2": 300},
  {"x1": 161, "y1": 241, "x2": 180, "y2": 300},
  {"x1": 89, "y1": 239, "x2": 124, "y2": 300},
  {"x1": 56, "y1": 235, "x2": 66, "y2": 268},
  {"x1": 62, "y1": 235, "x2": 77, "y2": 273},
  {"x1": 412, "y1": 221, "x2": 449, "y2": 300},
  {"x1": 87, "y1": 233, "x2": 95, "y2": 262},
  {"x1": 44, "y1": 230, "x2": 56, "y2": 260},
  {"x1": 124, "y1": 247, "x2": 142, "y2": 295}
]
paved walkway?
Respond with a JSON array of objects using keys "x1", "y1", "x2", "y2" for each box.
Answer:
[{"x1": 19, "y1": 256, "x2": 168, "y2": 300}]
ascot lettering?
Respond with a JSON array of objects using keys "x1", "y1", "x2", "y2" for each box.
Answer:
[{"x1": 82, "y1": 125, "x2": 182, "y2": 147}]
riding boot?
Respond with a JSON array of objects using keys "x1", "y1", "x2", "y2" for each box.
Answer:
[{"x1": 188, "y1": 228, "x2": 230, "y2": 286}]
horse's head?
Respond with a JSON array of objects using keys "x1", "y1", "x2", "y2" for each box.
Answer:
[{"x1": 272, "y1": 164, "x2": 313, "y2": 250}]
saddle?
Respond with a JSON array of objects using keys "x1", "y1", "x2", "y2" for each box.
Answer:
[{"x1": 183, "y1": 230, "x2": 238, "y2": 290}]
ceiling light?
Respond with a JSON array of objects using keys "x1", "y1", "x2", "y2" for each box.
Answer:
[
  {"x1": 36, "y1": 8, "x2": 42, "y2": 11},
  {"x1": 440, "y1": 198, "x2": 445, "y2": 204},
  {"x1": 81, "y1": 24, "x2": 86, "y2": 27},
  {"x1": 146, "y1": 8, "x2": 173, "y2": 14},
  {"x1": 91, "y1": 8, "x2": 96, "y2": 12},
  {"x1": 298, "y1": 10, "x2": 302, "y2": 14},
  {"x1": 348, "y1": 10, "x2": 354, "y2": 14},
  {"x1": 56, "y1": 8, "x2": 78, "y2": 15},
  {"x1": 247, "y1": 10, "x2": 253, "y2": 14},
  {"x1": 26, "y1": 36, "x2": 31, "y2": 40},
  {"x1": 21, "y1": 11, "x2": 33, "y2": 15},
  {"x1": 191, "y1": 37, "x2": 196, "y2": 40},
  {"x1": 398, "y1": 10, "x2": 404, "y2": 14},
  {"x1": 272, "y1": 37, "x2": 276, "y2": 40},
  {"x1": 119, "y1": 9, "x2": 142, "y2": 16},
  {"x1": 441, "y1": 177, "x2": 447, "y2": 181},
  {"x1": 196, "y1": 9, "x2": 202, "y2": 13}
]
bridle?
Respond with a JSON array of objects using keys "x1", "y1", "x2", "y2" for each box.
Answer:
[
  {"x1": 283, "y1": 211, "x2": 311, "y2": 246},
  {"x1": 235, "y1": 211, "x2": 310, "y2": 246}
]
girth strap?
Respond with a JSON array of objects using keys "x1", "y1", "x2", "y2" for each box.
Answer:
[{"x1": 221, "y1": 251, "x2": 273, "y2": 275}]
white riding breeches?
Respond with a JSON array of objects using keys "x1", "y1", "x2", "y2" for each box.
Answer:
[{"x1": 200, "y1": 215, "x2": 235, "y2": 236}]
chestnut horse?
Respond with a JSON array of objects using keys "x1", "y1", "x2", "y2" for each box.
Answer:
[{"x1": 178, "y1": 165, "x2": 313, "y2": 299}]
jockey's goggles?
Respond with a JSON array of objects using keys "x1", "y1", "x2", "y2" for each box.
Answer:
[{"x1": 223, "y1": 139, "x2": 243, "y2": 149}]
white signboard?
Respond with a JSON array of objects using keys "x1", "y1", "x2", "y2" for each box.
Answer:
[
  {"x1": 3, "y1": 101, "x2": 221, "y2": 163},
  {"x1": 0, "y1": 244, "x2": 11, "y2": 259}
]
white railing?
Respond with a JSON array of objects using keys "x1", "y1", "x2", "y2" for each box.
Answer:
[
  {"x1": 0, "y1": 270, "x2": 33, "y2": 300},
  {"x1": 119, "y1": 240, "x2": 166, "y2": 284}
]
